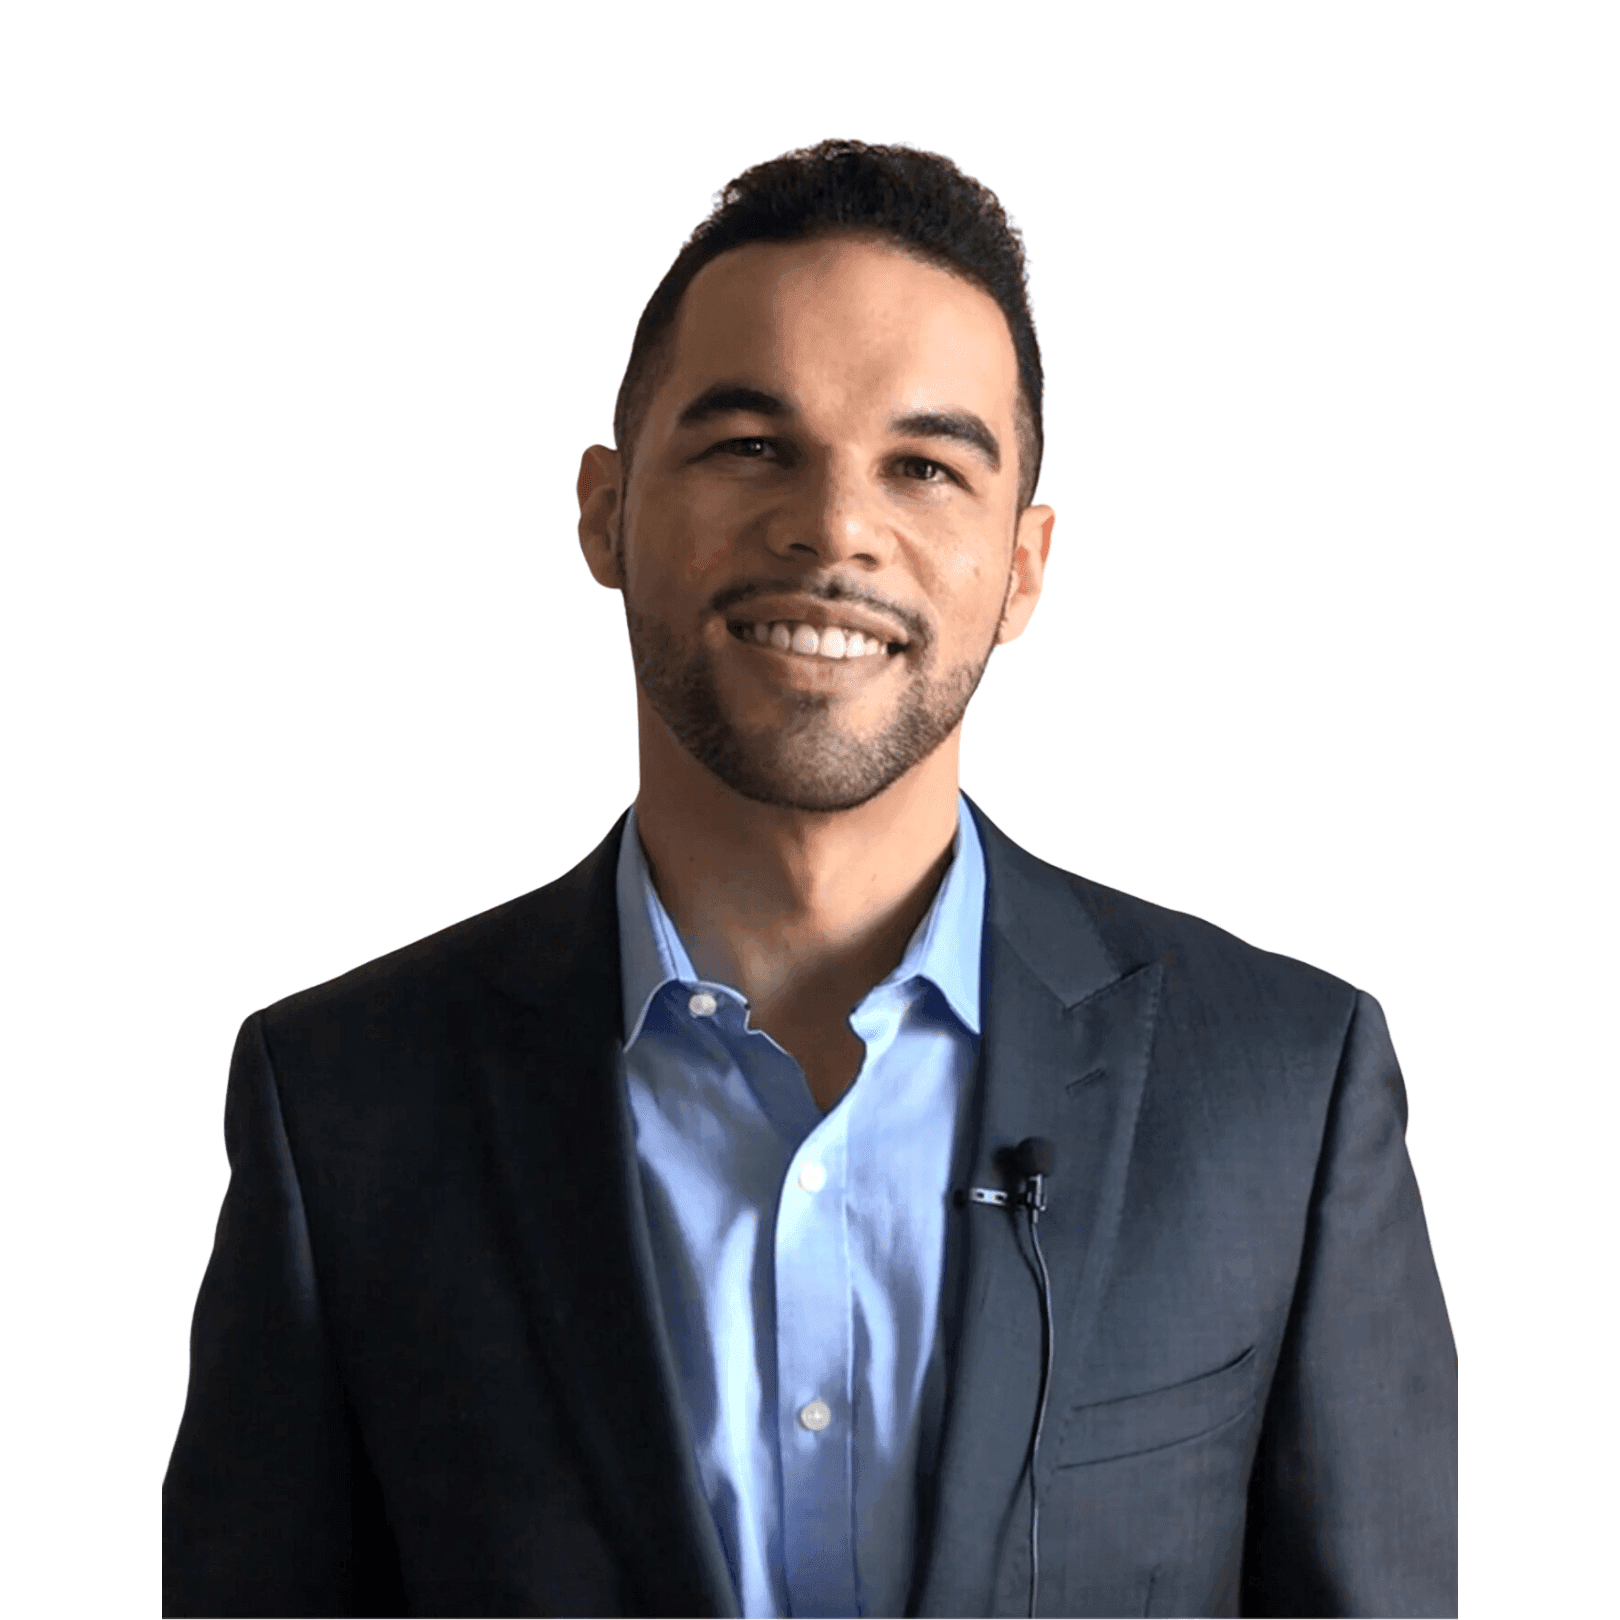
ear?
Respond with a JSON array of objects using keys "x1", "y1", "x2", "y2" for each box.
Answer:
[
  {"x1": 577, "y1": 445, "x2": 624, "y2": 589},
  {"x1": 997, "y1": 503, "x2": 1055, "y2": 643}
]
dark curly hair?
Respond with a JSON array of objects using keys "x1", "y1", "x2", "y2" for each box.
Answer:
[{"x1": 612, "y1": 139, "x2": 1044, "y2": 510}]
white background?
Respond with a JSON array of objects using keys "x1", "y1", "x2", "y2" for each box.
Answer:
[{"x1": 3, "y1": 3, "x2": 1614, "y2": 1613}]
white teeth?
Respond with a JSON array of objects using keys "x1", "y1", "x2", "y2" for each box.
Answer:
[{"x1": 744, "y1": 620, "x2": 894, "y2": 658}]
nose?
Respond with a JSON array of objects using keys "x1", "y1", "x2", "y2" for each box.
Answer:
[{"x1": 765, "y1": 455, "x2": 889, "y2": 570}]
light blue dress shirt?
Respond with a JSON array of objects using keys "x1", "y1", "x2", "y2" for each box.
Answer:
[{"x1": 616, "y1": 799, "x2": 985, "y2": 1619}]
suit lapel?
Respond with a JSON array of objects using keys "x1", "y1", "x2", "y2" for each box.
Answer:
[
  {"x1": 470, "y1": 819, "x2": 739, "y2": 1618},
  {"x1": 455, "y1": 806, "x2": 1157, "y2": 1618},
  {"x1": 912, "y1": 807, "x2": 1163, "y2": 1617}
]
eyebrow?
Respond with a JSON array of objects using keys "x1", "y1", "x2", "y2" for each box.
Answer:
[
  {"x1": 676, "y1": 384, "x2": 791, "y2": 428},
  {"x1": 888, "y1": 409, "x2": 1001, "y2": 473}
]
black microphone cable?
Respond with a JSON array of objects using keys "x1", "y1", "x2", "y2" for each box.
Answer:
[
  {"x1": 957, "y1": 1136, "x2": 1057, "y2": 1618},
  {"x1": 1013, "y1": 1136, "x2": 1056, "y2": 1619}
]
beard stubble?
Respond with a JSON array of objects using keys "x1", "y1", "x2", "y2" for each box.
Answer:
[{"x1": 625, "y1": 604, "x2": 996, "y2": 813}]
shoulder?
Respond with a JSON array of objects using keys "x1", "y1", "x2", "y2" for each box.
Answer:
[
  {"x1": 1089, "y1": 865, "x2": 1352, "y2": 1020},
  {"x1": 975, "y1": 804, "x2": 1362, "y2": 1064},
  {"x1": 256, "y1": 816, "x2": 626, "y2": 1054},
  {"x1": 1086, "y1": 866, "x2": 1363, "y2": 1079}
]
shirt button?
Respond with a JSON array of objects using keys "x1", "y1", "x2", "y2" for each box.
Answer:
[
  {"x1": 687, "y1": 990, "x2": 718, "y2": 1017},
  {"x1": 798, "y1": 1399, "x2": 832, "y2": 1433},
  {"x1": 797, "y1": 1161, "x2": 827, "y2": 1193}
]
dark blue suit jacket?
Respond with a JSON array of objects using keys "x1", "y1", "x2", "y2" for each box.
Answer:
[{"x1": 163, "y1": 804, "x2": 1457, "y2": 1616}]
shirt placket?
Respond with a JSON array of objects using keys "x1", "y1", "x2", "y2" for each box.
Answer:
[{"x1": 774, "y1": 1102, "x2": 857, "y2": 1617}]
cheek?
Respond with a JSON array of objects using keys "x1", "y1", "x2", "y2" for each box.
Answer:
[
  {"x1": 911, "y1": 528, "x2": 1013, "y2": 641},
  {"x1": 684, "y1": 515, "x2": 734, "y2": 576},
  {"x1": 625, "y1": 482, "x2": 741, "y2": 593}
]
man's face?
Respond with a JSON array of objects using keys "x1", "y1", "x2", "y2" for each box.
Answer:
[{"x1": 580, "y1": 235, "x2": 1052, "y2": 813}]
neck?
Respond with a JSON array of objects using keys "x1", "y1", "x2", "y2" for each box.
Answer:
[{"x1": 632, "y1": 695, "x2": 962, "y2": 1019}]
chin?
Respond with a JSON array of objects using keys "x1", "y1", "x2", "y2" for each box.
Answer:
[
  {"x1": 704, "y1": 760, "x2": 903, "y2": 815},
  {"x1": 685, "y1": 709, "x2": 949, "y2": 814}
]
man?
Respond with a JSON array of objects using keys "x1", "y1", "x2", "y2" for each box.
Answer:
[{"x1": 164, "y1": 140, "x2": 1456, "y2": 1617}]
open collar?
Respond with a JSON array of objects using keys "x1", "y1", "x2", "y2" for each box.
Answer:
[{"x1": 615, "y1": 796, "x2": 986, "y2": 1049}]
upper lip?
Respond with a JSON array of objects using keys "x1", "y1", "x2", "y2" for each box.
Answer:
[{"x1": 721, "y1": 594, "x2": 912, "y2": 649}]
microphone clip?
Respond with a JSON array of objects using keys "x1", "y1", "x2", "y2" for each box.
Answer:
[
  {"x1": 1020, "y1": 1169, "x2": 1049, "y2": 1216},
  {"x1": 957, "y1": 1172, "x2": 1047, "y2": 1215},
  {"x1": 956, "y1": 1137, "x2": 1052, "y2": 1217}
]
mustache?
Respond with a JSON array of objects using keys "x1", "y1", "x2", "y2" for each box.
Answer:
[{"x1": 708, "y1": 576, "x2": 930, "y2": 650}]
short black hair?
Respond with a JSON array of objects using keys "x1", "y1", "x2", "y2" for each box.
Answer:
[{"x1": 613, "y1": 139, "x2": 1044, "y2": 510}]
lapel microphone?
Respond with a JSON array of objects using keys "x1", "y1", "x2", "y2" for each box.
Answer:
[{"x1": 957, "y1": 1136, "x2": 1058, "y2": 1618}]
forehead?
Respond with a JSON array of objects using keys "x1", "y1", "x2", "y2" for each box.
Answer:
[{"x1": 658, "y1": 236, "x2": 1020, "y2": 427}]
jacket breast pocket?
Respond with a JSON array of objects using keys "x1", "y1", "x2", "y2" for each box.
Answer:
[{"x1": 1052, "y1": 1344, "x2": 1262, "y2": 1469}]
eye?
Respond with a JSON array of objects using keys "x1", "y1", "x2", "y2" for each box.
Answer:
[
  {"x1": 692, "y1": 435, "x2": 792, "y2": 473},
  {"x1": 896, "y1": 455, "x2": 957, "y2": 485}
]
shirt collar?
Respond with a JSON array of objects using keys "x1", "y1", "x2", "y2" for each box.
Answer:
[{"x1": 615, "y1": 796, "x2": 985, "y2": 1047}]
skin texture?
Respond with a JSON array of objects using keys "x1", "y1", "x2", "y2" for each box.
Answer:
[{"x1": 578, "y1": 237, "x2": 1055, "y2": 1109}]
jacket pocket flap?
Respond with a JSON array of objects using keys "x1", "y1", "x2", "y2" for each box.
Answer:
[{"x1": 1053, "y1": 1345, "x2": 1260, "y2": 1468}]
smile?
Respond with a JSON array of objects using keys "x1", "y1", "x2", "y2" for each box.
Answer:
[{"x1": 728, "y1": 620, "x2": 903, "y2": 661}]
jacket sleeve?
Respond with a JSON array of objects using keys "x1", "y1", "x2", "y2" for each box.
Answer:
[
  {"x1": 1241, "y1": 991, "x2": 1458, "y2": 1617},
  {"x1": 163, "y1": 1013, "x2": 402, "y2": 1617}
]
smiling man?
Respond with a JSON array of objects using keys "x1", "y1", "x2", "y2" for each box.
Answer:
[{"x1": 164, "y1": 142, "x2": 1457, "y2": 1618}]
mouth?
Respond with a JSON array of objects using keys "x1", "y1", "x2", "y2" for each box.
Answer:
[{"x1": 726, "y1": 617, "x2": 908, "y2": 662}]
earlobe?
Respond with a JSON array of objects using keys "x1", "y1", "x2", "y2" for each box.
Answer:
[
  {"x1": 997, "y1": 504, "x2": 1056, "y2": 644},
  {"x1": 577, "y1": 445, "x2": 625, "y2": 589}
]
